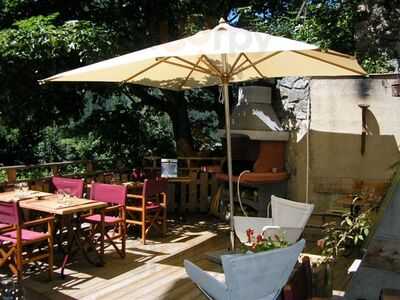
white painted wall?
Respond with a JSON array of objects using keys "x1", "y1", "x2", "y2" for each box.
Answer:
[{"x1": 288, "y1": 76, "x2": 400, "y2": 211}]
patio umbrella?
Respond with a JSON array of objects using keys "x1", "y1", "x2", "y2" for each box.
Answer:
[{"x1": 41, "y1": 19, "x2": 366, "y2": 249}]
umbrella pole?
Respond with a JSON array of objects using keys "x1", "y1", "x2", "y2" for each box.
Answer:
[{"x1": 222, "y1": 82, "x2": 235, "y2": 250}]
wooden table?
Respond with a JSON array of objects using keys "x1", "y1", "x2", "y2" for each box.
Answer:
[
  {"x1": 19, "y1": 194, "x2": 106, "y2": 215},
  {"x1": 18, "y1": 193, "x2": 107, "y2": 278},
  {"x1": 0, "y1": 190, "x2": 52, "y2": 202}
]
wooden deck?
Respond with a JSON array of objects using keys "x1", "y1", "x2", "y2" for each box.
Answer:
[{"x1": 22, "y1": 215, "x2": 229, "y2": 300}]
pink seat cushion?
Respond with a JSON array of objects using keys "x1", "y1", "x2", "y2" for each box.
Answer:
[
  {"x1": 145, "y1": 202, "x2": 161, "y2": 210},
  {"x1": 0, "y1": 229, "x2": 48, "y2": 243},
  {"x1": 0, "y1": 223, "x2": 9, "y2": 229},
  {"x1": 82, "y1": 214, "x2": 123, "y2": 224}
]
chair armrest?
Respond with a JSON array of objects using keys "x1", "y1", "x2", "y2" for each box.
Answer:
[
  {"x1": 262, "y1": 225, "x2": 281, "y2": 232},
  {"x1": 0, "y1": 225, "x2": 15, "y2": 234},
  {"x1": 23, "y1": 216, "x2": 54, "y2": 228},
  {"x1": 104, "y1": 205, "x2": 124, "y2": 212},
  {"x1": 127, "y1": 194, "x2": 143, "y2": 199},
  {"x1": 184, "y1": 260, "x2": 228, "y2": 300}
]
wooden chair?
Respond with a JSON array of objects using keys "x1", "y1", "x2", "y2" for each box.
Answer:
[
  {"x1": 126, "y1": 178, "x2": 167, "y2": 244},
  {"x1": 81, "y1": 182, "x2": 127, "y2": 258},
  {"x1": 0, "y1": 201, "x2": 54, "y2": 280},
  {"x1": 51, "y1": 176, "x2": 84, "y2": 250},
  {"x1": 52, "y1": 176, "x2": 84, "y2": 197}
]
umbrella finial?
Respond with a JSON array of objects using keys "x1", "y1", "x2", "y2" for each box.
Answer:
[{"x1": 219, "y1": 18, "x2": 226, "y2": 24}]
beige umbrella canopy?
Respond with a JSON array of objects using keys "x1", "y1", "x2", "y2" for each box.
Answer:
[
  {"x1": 43, "y1": 20, "x2": 365, "y2": 89},
  {"x1": 42, "y1": 19, "x2": 366, "y2": 248}
]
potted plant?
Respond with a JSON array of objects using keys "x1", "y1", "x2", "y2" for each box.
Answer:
[{"x1": 315, "y1": 199, "x2": 373, "y2": 297}]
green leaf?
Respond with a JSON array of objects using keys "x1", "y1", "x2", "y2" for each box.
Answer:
[{"x1": 345, "y1": 217, "x2": 353, "y2": 226}]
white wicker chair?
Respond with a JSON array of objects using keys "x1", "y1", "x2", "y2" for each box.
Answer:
[
  {"x1": 184, "y1": 239, "x2": 305, "y2": 300},
  {"x1": 234, "y1": 195, "x2": 314, "y2": 244}
]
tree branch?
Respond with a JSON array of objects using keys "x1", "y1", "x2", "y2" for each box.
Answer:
[{"x1": 121, "y1": 85, "x2": 168, "y2": 112}]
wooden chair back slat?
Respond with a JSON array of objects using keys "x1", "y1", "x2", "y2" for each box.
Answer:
[
  {"x1": 0, "y1": 201, "x2": 19, "y2": 225},
  {"x1": 142, "y1": 178, "x2": 168, "y2": 198},
  {"x1": 90, "y1": 182, "x2": 127, "y2": 205},
  {"x1": 52, "y1": 176, "x2": 84, "y2": 198}
]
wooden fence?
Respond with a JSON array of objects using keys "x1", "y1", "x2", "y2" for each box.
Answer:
[
  {"x1": 0, "y1": 157, "x2": 224, "y2": 213},
  {"x1": 143, "y1": 156, "x2": 224, "y2": 213}
]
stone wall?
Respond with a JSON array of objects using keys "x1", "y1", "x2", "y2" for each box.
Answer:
[{"x1": 276, "y1": 77, "x2": 311, "y2": 204}]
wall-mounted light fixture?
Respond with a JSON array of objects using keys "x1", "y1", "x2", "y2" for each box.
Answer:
[{"x1": 359, "y1": 104, "x2": 369, "y2": 155}]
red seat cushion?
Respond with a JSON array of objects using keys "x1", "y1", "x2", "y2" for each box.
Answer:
[
  {"x1": 0, "y1": 229, "x2": 48, "y2": 244},
  {"x1": 82, "y1": 214, "x2": 123, "y2": 224},
  {"x1": 145, "y1": 201, "x2": 161, "y2": 210}
]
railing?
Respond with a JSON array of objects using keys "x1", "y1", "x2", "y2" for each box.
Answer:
[
  {"x1": 0, "y1": 157, "x2": 225, "y2": 213},
  {"x1": 143, "y1": 156, "x2": 225, "y2": 172},
  {"x1": 0, "y1": 159, "x2": 129, "y2": 191}
]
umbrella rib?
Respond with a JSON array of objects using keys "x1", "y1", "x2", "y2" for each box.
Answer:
[
  {"x1": 242, "y1": 53, "x2": 266, "y2": 79},
  {"x1": 173, "y1": 57, "x2": 214, "y2": 75},
  {"x1": 228, "y1": 54, "x2": 245, "y2": 76},
  {"x1": 179, "y1": 56, "x2": 203, "y2": 90},
  {"x1": 201, "y1": 55, "x2": 223, "y2": 77},
  {"x1": 121, "y1": 57, "x2": 171, "y2": 83},
  {"x1": 231, "y1": 51, "x2": 281, "y2": 76},
  {"x1": 312, "y1": 49, "x2": 354, "y2": 59},
  {"x1": 162, "y1": 60, "x2": 218, "y2": 76},
  {"x1": 293, "y1": 50, "x2": 366, "y2": 75},
  {"x1": 231, "y1": 56, "x2": 250, "y2": 74}
]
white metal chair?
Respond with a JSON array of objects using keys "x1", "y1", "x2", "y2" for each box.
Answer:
[
  {"x1": 234, "y1": 195, "x2": 314, "y2": 244},
  {"x1": 184, "y1": 239, "x2": 305, "y2": 300}
]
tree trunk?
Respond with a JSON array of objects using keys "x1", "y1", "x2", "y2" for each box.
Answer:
[{"x1": 165, "y1": 91, "x2": 194, "y2": 156}]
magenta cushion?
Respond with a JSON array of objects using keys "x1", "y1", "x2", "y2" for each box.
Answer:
[
  {"x1": 82, "y1": 214, "x2": 123, "y2": 224},
  {"x1": 0, "y1": 229, "x2": 48, "y2": 243}
]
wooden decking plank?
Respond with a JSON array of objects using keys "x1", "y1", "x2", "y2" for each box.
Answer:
[
  {"x1": 81, "y1": 235, "x2": 220, "y2": 299},
  {"x1": 126, "y1": 259, "x2": 222, "y2": 300},
  {"x1": 98, "y1": 256, "x2": 215, "y2": 299},
  {"x1": 162, "y1": 260, "x2": 223, "y2": 300},
  {"x1": 19, "y1": 217, "x2": 228, "y2": 300},
  {"x1": 78, "y1": 263, "x2": 174, "y2": 299},
  {"x1": 114, "y1": 266, "x2": 188, "y2": 299},
  {"x1": 94, "y1": 264, "x2": 183, "y2": 300}
]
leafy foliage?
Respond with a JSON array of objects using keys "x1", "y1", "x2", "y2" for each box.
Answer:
[
  {"x1": 234, "y1": 1, "x2": 396, "y2": 73},
  {"x1": 0, "y1": 0, "x2": 398, "y2": 168},
  {"x1": 0, "y1": 12, "x2": 117, "y2": 164},
  {"x1": 320, "y1": 208, "x2": 373, "y2": 261}
]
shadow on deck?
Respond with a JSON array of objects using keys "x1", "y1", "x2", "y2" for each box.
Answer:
[{"x1": 21, "y1": 215, "x2": 229, "y2": 300}]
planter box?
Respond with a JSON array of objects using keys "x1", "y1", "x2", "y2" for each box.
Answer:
[{"x1": 282, "y1": 256, "x2": 313, "y2": 300}]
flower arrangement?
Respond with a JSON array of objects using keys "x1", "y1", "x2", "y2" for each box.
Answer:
[{"x1": 241, "y1": 228, "x2": 289, "y2": 253}]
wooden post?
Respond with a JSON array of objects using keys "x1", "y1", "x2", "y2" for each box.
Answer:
[
  {"x1": 51, "y1": 166, "x2": 59, "y2": 176},
  {"x1": 188, "y1": 171, "x2": 198, "y2": 212},
  {"x1": 199, "y1": 171, "x2": 209, "y2": 212},
  {"x1": 7, "y1": 168, "x2": 17, "y2": 183},
  {"x1": 86, "y1": 161, "x2": 94, "y2": 174}
]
